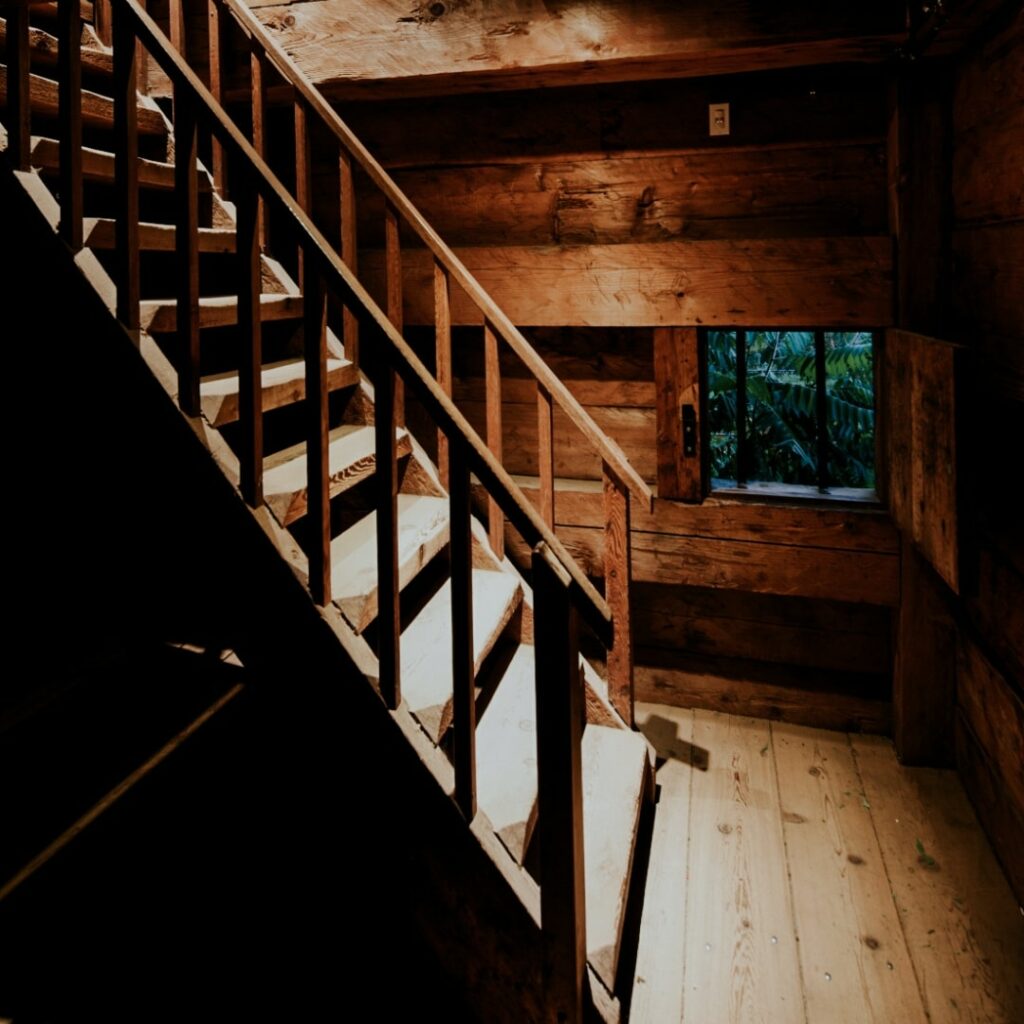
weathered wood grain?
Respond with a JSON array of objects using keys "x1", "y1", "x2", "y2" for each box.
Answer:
[
  {"x1": 654, "y1": 326, "x2": 702, "y2": 502},
  {"x1": 359, "y1": 236, "x2": 894, "y2": 328},
  {"x1": 254, "y1": 0, "x2": 903, "y2": 100}
]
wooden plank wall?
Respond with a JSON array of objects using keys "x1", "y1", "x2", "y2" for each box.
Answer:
[
  {"x1": 330, "y1": 62, "x2": 899, "y2": 731},
  {"x1": 948, "y1": 9, "x2": 1024, "y2": 902}
]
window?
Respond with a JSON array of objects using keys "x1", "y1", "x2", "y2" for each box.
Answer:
[{"x1": 705, "y1": 328, "x2": 876, "y2": 495}]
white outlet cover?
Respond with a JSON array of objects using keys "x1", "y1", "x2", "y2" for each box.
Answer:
[{"x1": 709, "y1": 102, "x2": 730, "y2": 136}]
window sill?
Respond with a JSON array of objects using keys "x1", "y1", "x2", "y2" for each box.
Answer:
[{"x1": 710, "y1": 479, "x2": 882, "y2": 509}]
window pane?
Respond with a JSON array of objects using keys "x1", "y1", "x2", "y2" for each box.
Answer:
[
  {"x1": 745, "y1": 330, "x2": 818, "y2": 486},
  {"x1": 824, "y1": 331, "x2": 875, "y2": 487},
  {"x1": 706, "y1": 329, "x2": 738, "y2": 481}
]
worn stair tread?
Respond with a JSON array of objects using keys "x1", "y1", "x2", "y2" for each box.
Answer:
[
  {"x1": 582, "y1": 723, "x2": 649, "y2": 994},
  {"x1": 331, "y1": 495, "x2": 450, "y2": 634},
  {"x1": 264, "y1": 424, "x2": 413, "y2": 527},
  {"x1": 403, "y1": 569, "x2": 523, "y2": 743},
  {"x1": 0, "y1": 17, "x2": 113, "y2": 77},
  {"x1": 84, "y1": 218, "x2": 235, "y2": 253},
  {"x1": 200, "y1": 355, "x2": 358, "y2": 427},
  {"x1": 0, "y1": 65, "x2": 166, "y2": 135},
  {"x1": 476, "y1": 643, "x2": 539, "y2": 864},
  {"x1": 140, "y1": 293, "x2": 304, "y2": 332},
  {"x1": 31, "y1": 135, "x2": 211, "y2": 190}
]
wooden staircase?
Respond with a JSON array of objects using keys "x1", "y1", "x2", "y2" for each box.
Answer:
[{"x1": 0, "y1": 2, "x2": 657, "y2": 1018}]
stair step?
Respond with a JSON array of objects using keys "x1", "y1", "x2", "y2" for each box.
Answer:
[
  {"x1": 85, "y1": 218, "x2": 235, "y2": 253},
  {"x1": 200, "y1": 355, "x2": 359, "y2": 427},
  {"x1": 331, "y1": 495, "x2": 449, "y2": 634},
  {"x1": 0, "y1": 65, "x2": 166, "y2": 135},
  {"x1": 27, "y1": 1, "x2": 95, "y2": 25},
  {"x1": 140, "y1": 293, "x2": 304, "y2": 333},
  {"x1": 402, "y1": 569, "x2": 523, "y2": 743},
  {"x1": 32, "y1": 136, "x2": 211, "y2": 190},
  {"x1": 0, "y1": 17, "x2": 114, "y2": 78},
  {"x1": 264, "y1": 424, "x2": 412, "y2": 527},
  {"x1": 582, "y1": 723, "x2": 649, "y2": 995},
  {"x1": 476, "y1": 643, "x2": 539, "y2": 864}
]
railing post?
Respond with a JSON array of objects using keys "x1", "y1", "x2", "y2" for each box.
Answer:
[
  {"x1": 294, "y1": 91, "x2": 310, "y2": 280},
  {"x1": 94, "y1": 0, "x2": 113, "y2": 46},
  {"x1": 537, "y1": 382, "x2": 555, "y2": 528},
  {"x1": 175, "y1": 90, "x2": 200, "y2": 416},
  {"x1": 250, "y1": 42, "x2": 269, "y2": 249},
  {"x1": 338, "y1": 148, "x2": 359, "y2": 366},
  {"x1": 113, "y1": 1, "x2": 140, "y2": 331},
  {"x1": 532, "y1": 541, "x2": 586, "y2": 1024},
  {"x1": 435, "y1": 260, "x2": 452, "y2": 488},
  {"x1": 58, "y1": 0, "x2": 83, "y2": 250},
  {"x1": 206, "y1": 0, "x2": 225, "y2": 194},
  {"x1": 236, "y1": 171, "x2": 264, "y2": 505},
  {"x1": 484, "y1": 319, "x2": 504, "y2": 558},
  {"x1": 5, "y1": 1, "x2": 30, "y2": 170},
  {"x1": 384, "y1": 200, "x2": 406, "y2": 427},
  {"x1": 304, "y1": 255, "x2": 331, "y2": 605},
  {"x1": 450, "y1": 437, "x2": 475, "y2": 819},
  {"x1": 603, "y1": 461, "x2": 634, "y2": 726},
  {"x1": 168, "y1": 0, "x2": 185, "y2": 54},
  {"x1": 375, "y1": 347, "x2": 401, "y2": 711}
]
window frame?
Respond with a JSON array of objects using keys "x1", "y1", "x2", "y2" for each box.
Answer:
[{"x1": 701, "y1": 325, "x2": 881, "y2": 506}]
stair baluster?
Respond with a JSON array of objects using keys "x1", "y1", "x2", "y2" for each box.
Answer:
[
  {"x1": 374, "y1": 357, "x2": 401, "y2": 710},
  {"x1": 434, "y1": 259, "x2": 453, "y2": 488},
  {"x1": 174, "y1": 91, "x2": 200, "y2": 415},
  {"x1": 250, "y1": 41, "x2": 268, "y2": 250},
  {"x1": 338, "y1": 147, "x2": 358, "y2": 367},
  {"x1": 5, "y1": 1, "x2": 30, "y2": 169},
  {"x1": 384, "y1": 199, "x2": 406, "y2": 429},
  {"x1": 235, "y1": 172, "x2": 263, "y2": 505},
  {"x1": 538, "y1": 382, "x2": 555, "y2": 529},
  {"x1": 205, "y1": 0, "x2": 224, "y2": 193},
  {"x1": 484, "y1": 320, "x2": 505, "y2": 559},
  {"x1": 112, "y1": 1, "x2": 139, "y2": 330},
  {"x1": 57, "y1": 0, "x2": 82, "y2": 250},
  {"x1": 303, "y1": 261, "x2": 330, "y2": 605},
  {"x1": 603, "y1": 462, "x2": 635, "y2": 727}
]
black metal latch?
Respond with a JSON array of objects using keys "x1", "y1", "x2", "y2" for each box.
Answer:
[{"x1": 682, "y1": 404, "x2": 697, "y2": 457}]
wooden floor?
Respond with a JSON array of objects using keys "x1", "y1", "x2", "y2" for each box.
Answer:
[{"x1": 630, "y1": 704, "x2": 1024, "y2": 1024}]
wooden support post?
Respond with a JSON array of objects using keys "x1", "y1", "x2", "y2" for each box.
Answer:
[
  {"x1": 603, "y1": 462, "x2": 634, "y2": 726},
  {"x1": 304, "y1": 259, "x2": 331, "y2": 605},
  {"x1": 384, "y1": 200, "x2": 406, "y2": 428},
  {"x1": 537, "y1": 382, "x2": 555, "y2": 528},
  {"x1": 113, "y1": 5, "x2": 139, "y2": 331},
  {"x1": 168, "y1": 0, "x2": 185, "y2": 54},
  {"x1": 294, "y1": 93, "x2": 310, "y2": 279},
  {"x1": 175, "y1": 92, "x2": 200, "y2": 416},
  {"x1": 93, "y1": 0, "x2": 112, "y2": 46},
  {"x1": 206, "y1": 0, "x2": 225, "y2": 194},
  {"x1": 5, "y1": 2, "x2": 30, "y2": 170},
  {"x1": 250, "y1": 44, "x2": 268, "y2": 249},
  {"x1": 434, "y1": 260, "x2": 452, "y2": 487},
  {"x1": 236, "y1": 174, "x2": 263, "y2": 506},
  {"x1": 532, "y1": 542, "x2": 586, "y2": 1024},
  {"x1": 450, "y1": 439, "x2": 476, "y2": 820},
  {"x1": 375, "y1": 353, "x2": 401, "y2": 710},
  {"x1": 339, "y1": 148, "x2": 358, "y2": 366},
  {"x1": 654, "y1": 326, "x2": 703, "y2": 502},
  {"x1": 58, "y1": 0, "x2": 83, "y2": 250},
  {"x1": 484, "y1": 320, "x2": 504, "y2": 559}
]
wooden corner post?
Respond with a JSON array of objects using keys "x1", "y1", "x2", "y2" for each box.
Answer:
[{"x1": 533, "y1": 542, "x2": 586, "y2": 1024}]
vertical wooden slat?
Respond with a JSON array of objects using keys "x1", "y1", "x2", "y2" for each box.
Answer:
[
  {"x1": 532, "y1": 542, "x2": 586, "y2": 1024},
  {"x1": 537, "y1": 382, "x2": 555, "y2": 528},
  {"x1": 735, "y1": 328, "x2": 748, "y2": 484},
  {"x1": 58, "y1": 0, "x2": 83, "y2": 250},
  {"x1": 236, "y1": 173, "x2": 263, "y2": 506},
  {"x1": 293, "y1": 92, "x2": 310, "y2": 283},
  {"x1": 484, "y1": 320, "x2": 505, "y2": 558},
  {"x1": 175, "y1": 92, "x2": 200, "y2": 417},
  {"x1": 6, "y1": 2, "x2": 30, "y2": 170},
  {"x1": 603, "y1": 462, "x2": 634, "y2": 727},
  {"x1": 384, "y1": 201, "x2": 406, "y2": 427},
  {"x1": 654, "y1": 326, "x2": 703, "y2": 501},
  {"x1": 113, "y1": 5, "x2": 139, "y2": 330},
  {"x1": 303, "y1": 256, "x2": 331, "y2": 605},
  {"x1": 168, "y1": 0, "x2": 185, "y2": 54},
  {"x1": 250, "y1": 44, "x2": 268, "y2": 249},
  {"x1": 338, "y1": 148, "x2": 359, "y2": 366},
  {"x1": 435, "y1": 260, "x2": 452, "y2": 487},
  {"x1": 206, "y1": 0, "x2": 225, "y2": 194},
  {"x1": 374, "y1": 355, "x2": 401, "y2": 711},
  {"x1": 94, "y1": 0, "x2": 113, "y2": 47},
  {"x1": 815, "y1": 329, "x2": 829, "y2": 489},
  {"x1": 450, "y1": 439, "x2": 476, "y2": 819}
]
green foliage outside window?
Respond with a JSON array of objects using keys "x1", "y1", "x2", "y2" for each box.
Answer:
[{"x1": 706, "y1": 329, "x2": 875, "y2": 489}]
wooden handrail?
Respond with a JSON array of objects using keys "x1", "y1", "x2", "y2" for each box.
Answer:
[
  {"x1": 209, "y1": 0, "x2": 653, "y2": 514},
  {"x1": 102, "y1": 0, "x2": 613, "y2": 641}
]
